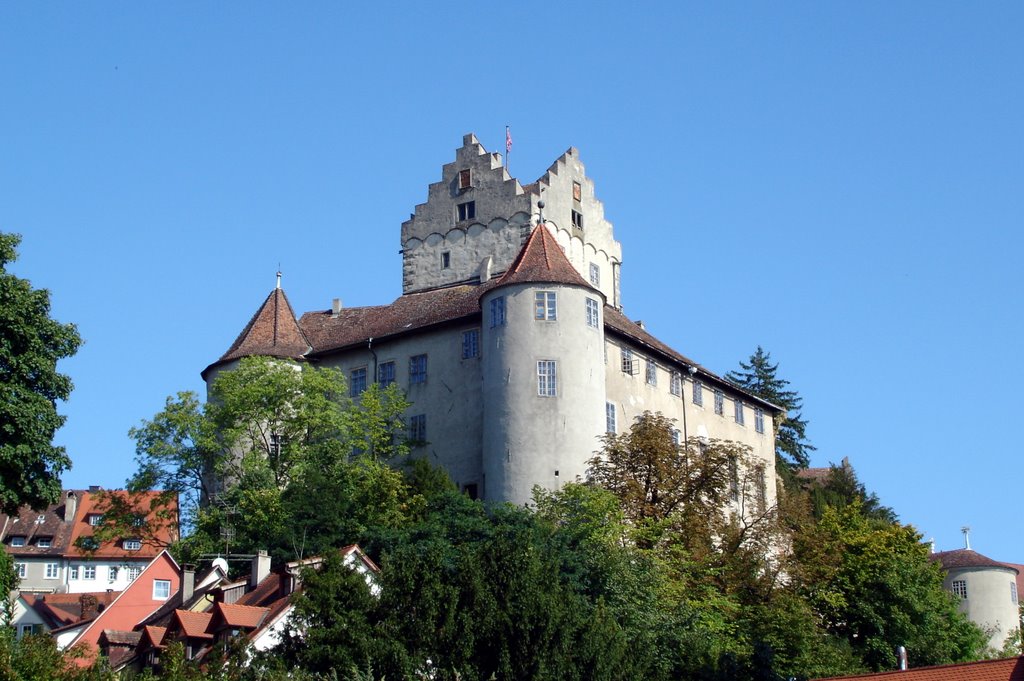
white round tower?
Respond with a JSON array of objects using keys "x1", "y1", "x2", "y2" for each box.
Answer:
[{"x1": 480, "y1": 224, "x2": 606, "y2": 505}]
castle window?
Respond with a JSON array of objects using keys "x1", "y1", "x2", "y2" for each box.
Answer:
[
  {"x1": 952, "y1": 579, "x2": 968, "y2": 599},
  {"x1": 586, "y1": 298, "x2": 600, "y2": 328},
  {"x1": 572, "y1": 210, "x2": 584, "y2": 229},
  {"x1": 621, "y1": 348, "x2": 636, "y2": 375},
  {"x1": 646, "y1": 359, "x2": 657, "y2": 386},
  {"x1": 409, "y1": 355, "x2": 428, "y2": 384},
  {"x1": 378, "y1": 361, "x2": 396, "y2": 387},
  {"x1": 10, "y1": 536, "x2": 25, "y2": 547},
  {"x1": 671, "y1": 429, "x2": 681, "y2": 446},
  {"x1": 490, "y1": 296, "x2": 506, "y2": 327},
  {"x1": 729, "y1": 456, "x2": 739, "y2": 502},
  {"x1": 589, "y1": 263, "x2": 600, "y2": 286},
  {"x1": 693, "y1": 381, "x2": 703, "y2": 407},
  {"x1": 670, "y1": 372, "x2": 681, "y2": 397},
  {"x1": 606, "y1": 402, "x2": 616, "y2": 433},
  {"x1": 457, "y1": 201, "x2": 475, "y2": 221},
  {"x1": 537, "y1": 360, "x2": 557, "y2": 397},
  {"x1": 756, "y1": 467, "x2": 767, "y2": 508},
  {"x1": 83, "y1": 565, "x2": 96, "y2": 580},
  {"x1": 15, "y1": 563, "x2": 26, "y2": 579},
  {"x1": 441, "y1": 251, "x2": 451, "y2": 269},
  {"x1": 350, "y1": 367, "x2": 367, "y2": 397},
  {"x1": 714, "y1": 390, "x2": 724, "y2": 416},
  {"x1": 573, "y1": 181, "x2": 582, "y2": 202},
  {"x1": 153, "y1": 579, "x2": 171, "y2": 600},
  {"x1": 45, "y1": 563, "x2": 58, "y2": 579},
  {"x1": 755, "y1": 408, "x2": 765, "y2": 434},
  {"x1": 124, "y1": 539, "x2": 142, "y2": 551},
  {"x1": 462, "y1": 329, "x2": 479, "y2": 359},
  {"x1": 734, "y1": 400, "x2": 745, "y2": 426},
  {"x1": 535, "y1": 291, "x2": 557, "y2": 321},
  {"x1": 459, "y1": 169, "x2": 472, "y2": 189},
  {"x1": 1012, "y1": 582, "x2": 1018, "y2": 605},
  {"x1": 36, "y1": 537, "x2": 51, "y2": 548},
  {"x1": 409, "y1": 414, "x2": 427, "y2": 443}
]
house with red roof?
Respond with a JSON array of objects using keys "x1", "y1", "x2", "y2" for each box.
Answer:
[
  {"x1": 201, "y1": 134, "x2": 782, "y2": 511},
  {"x1": 815, "y1": 655, "x2": 1024, "y2": 680}
]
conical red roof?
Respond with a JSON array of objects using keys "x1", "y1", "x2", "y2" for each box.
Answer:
[
  {"x1": 218, "y1": 288, "x2": 310, "y2": 364},
  {"x1": 495, "y1": 223, "x2": 595, "y2": 290}
]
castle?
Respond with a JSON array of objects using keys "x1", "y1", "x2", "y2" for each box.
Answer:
[{"x1": 202, "y1": 134, "x2": 781, "y2": 507}]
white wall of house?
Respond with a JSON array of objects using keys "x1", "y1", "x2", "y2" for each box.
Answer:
[{"x1": 945, "y1": 566, "x2": 1021, "y2": 650}]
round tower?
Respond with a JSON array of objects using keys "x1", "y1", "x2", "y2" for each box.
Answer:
[{"x1": 480, "y1": 223, "x2": 607, "y2": 505}]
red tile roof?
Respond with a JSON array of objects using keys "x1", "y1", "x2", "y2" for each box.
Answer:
[
  {"x1": 141, "y1": 625, "x2": 167, "y2": 647},
  {"x1": 931, "y1": 549, "x2": 1020, "y2": 572},
  {"x1": 172, "y1": 610, "x2": 214, "y2": 640},
  {"x1": 494, "y1": 223, "x2": 594, "y2": 290},
  {"x1": 66, "y1": 490, "x2": 177, "y2": 559},
  {"x1": 816, "y1": 656, "x2": 1024, "y2": 680},
  {"x1": 24, "y1": 591, "x2": 120, "y2": 627},
  {"x1": 213, "y1": 602, "x2": 269, "y2": 630},
  {"x1": 217, "y1": 288, "x2": 310, "y2": 364}
]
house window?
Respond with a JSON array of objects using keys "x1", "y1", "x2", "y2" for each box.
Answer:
[
  {"x1": 535, "y1": 291, "x2": 557, "y2": 321},
  {"x1": 79, "y1": 537, "x2": 99, "y2": 551},
  {"x1": 45, "y1": 563, "x2": 59, "y2": 579},
  {"x1": 646, "y1": 359, "x2": 657, "y2": 386},
  {"x1": 490, "y1": 296, "x2": 506, "y2": 327},
  {"x1": 70, "y1": 565, "x2": 79, "y2": 580},
  {"x1": 671, "y1": 429, "x2": 681, "y2": 446},
  {"x1": 952, "y1": 580, "x2": 968, "y2": 599},
  {"x1": 693, "y1": 381, "x2": 703, "y2": 407},
  {"x1": 124, "y1": 539, "x2": 142, "y2": 551},
  {"x1": 377, "y1": 361, "x2": 396, "y2": 387},
  {"x1": 153, "y1": 579, "x2": 171, "y2": 600},
  {"x1": 128, "y1": 566, "x2": 141, "y2": 582},
  {"x1": 621, "y1": 348, "x2": 636, "y2": 375},
  {"x1": 537, "y1": 361, "x2": 557, "y2": 397},
  {"x1": 10, "y1": 536, "x2": 25, "y2": 547},
  {"x1": 606, "y1": 402, "x2": 616, "y2": 434},
  {"x1": 589, "y1": 263, "x2": 600, "y2": 286},
  {"x1": 670, "y1": 372, "x2": 681, "y2": 397},
  {"x1": 755, "y1": 408, "x2": 765, "y2": 434},
  {"x1": 88, "y1": 514, "x2": 103, "y2": 526},
  {"x1": 350, "y1": 367, "x2": 367, "y2": 397},
  {"x1": 19, "y1": 624, "x2": 33, "y2": 638},
  {"x1": 458, "y1": 168, "x2": 472, "y2": 189},
  {"x1": 585, "y1": 298, "x2": 600, "y2": 328},
  {"x1": 462, "y1": 329, "x2": 480, "y2": 359},
  {"x1": 729, "y1": 456, "x2": 739, "y2": 502},
  {"x1": 409, "y1": 414, "x2": 427, "y2": 443},
  {"x1": 734, "y1": 400, "x2": 745, "y2": 426},
  {"x1": 409, "y1": 355, "x2": 428, "y2": 384},
  {"x1": 457, "y1": 201, "x2": 475, "y2": 221},
  {"x1": 132, "y1": 515, "x2": 146, "y2": 527},
  {"x1": 441, "y1": 251, "x2": 451, "y2": 269},
  {"x1": 269, "y1": 432, "x2": 284, "y2": 459},
  {"x1": 572, "y1": 180, "x2": 582, "y2": 202},
  {"x1": 714, "y1": 390, "x2": 724, "y2": 416},
  {"x1": 109, "y1": 566, "x2": 119, "y2": 582},
  {"x1": 571, "y1": 210, "x2": 584, "y2": 229},
  {"x1": 83, "y1": 565, "x2": 96, "y2": 580},
  {"x1": 15, "y1": 563, "x2": 26, "y2": 578},
  {"x1": 36, "y1": 537, "x2": 51, "y2": 548}
]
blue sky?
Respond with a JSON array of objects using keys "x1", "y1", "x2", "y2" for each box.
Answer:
[{"x1": 3, "y1": 3, "x2": 1021, "y2": 561}]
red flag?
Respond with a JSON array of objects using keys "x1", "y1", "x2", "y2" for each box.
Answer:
[{"x1": 506, "y1": 126, "x2": 512, "y2": 154}]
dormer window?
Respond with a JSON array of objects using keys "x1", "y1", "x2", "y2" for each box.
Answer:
[
  {"x1": 457, "y1": 201, "x2": 475, "y2": 221},
  {"x1": 88, "y1": 514, "x2": 104, "y2": 526},
  {"x1": 36, "y1": 537, "x2": 52, "y2": 548},
  {"x1": 124, "y1": 539, "x2": 142, "y2": 551},
  {"x1": 459, "y1": 169, "x2": 472, "y2": 190},
  {"x1": 35, "y1": 514, "x2": 46, "y2": 525},
  {"x1": 9, "y1": 536, "x2": 25, "y2": 547}
]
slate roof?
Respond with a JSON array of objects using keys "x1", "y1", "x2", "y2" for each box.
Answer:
[
  {"x1": 815, "y1": 656, "x2": 1024, "y2": 680},
  {"x1": 494, "y1": 223, "x2": 595, "y2": 290},
  {"x1": 931, "y1": 549, "x2": 1020, "y2": 572}
]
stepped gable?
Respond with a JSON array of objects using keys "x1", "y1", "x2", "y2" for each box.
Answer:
[
  {"x1": 494, "y1": 223, "x2": 594, "y2": 290},
  {"x1": 931, "y1": 549, "x2": 1019, "y2": 572},
  {"x1": 214, "y1": 287, "x2": 310, "y2": 366},
  {"x1": 300, "y1": 281, "x2": 500, "y2": 356}
]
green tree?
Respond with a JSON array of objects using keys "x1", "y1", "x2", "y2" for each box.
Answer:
[
  {"x1": 0, "y1": 232, "x2": 82, "y2": 514},
  {"x1": 727, "y1": 346, "x2": 814, "y2": 470}
]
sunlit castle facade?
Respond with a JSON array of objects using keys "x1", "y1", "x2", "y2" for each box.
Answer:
[{"x1": 202, "y1": 134, "x2": 781, "y2": 508}]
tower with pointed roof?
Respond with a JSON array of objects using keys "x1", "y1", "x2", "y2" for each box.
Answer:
[{"x1": 204, "y1": 135, "x2": 781, "y2": 508}]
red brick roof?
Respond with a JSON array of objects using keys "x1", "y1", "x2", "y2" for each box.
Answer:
[
  {"x1": 816, "y1": 656, "x2": 1024, "y2": 680},
  {"x1": 217, "y1": 288, "x2": 310, "y2": 364},
  {"x1": 495, "y1": 223, "x2": 594, "y2": 290},
  {"x1": 931, "y1": 549, "x2": 1019, "y2": 572}
]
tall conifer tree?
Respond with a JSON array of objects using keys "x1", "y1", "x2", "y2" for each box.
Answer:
[{"x1": 727, "y1": 346, "x2": 813, "y2": 470}]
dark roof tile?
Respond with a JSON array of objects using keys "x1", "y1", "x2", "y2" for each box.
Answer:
[
  {"x1": 931, "y1": 549, "x2": 1019, "y2": 572},
  {"x1": 494, "y1": 224, "x2": 594, "y2": 290}
]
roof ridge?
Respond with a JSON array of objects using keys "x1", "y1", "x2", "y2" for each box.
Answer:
[{"x1": 495, "y1": 223, "x2": 595, "y2": 291}]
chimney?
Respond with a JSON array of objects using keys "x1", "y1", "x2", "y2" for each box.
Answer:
[
  {"x1": 331, "y1": 298, "x2": 342, "y2": 316},
  {"x1": 251, "y1": 550, "x2": 271, "y2": 589},
  {"x1": 64, "y1": 491, "x2": 78, "y2": 523},
  {"x1": 80, "y1": 594, "x2": 99, "y2": 621},
  {"x1": 181, "y1": 564, "x2": 196, "y2": 604}
]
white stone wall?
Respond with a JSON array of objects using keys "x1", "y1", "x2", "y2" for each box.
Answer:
[
  {"x1": 945, "y1": 566, "x2": 1021, "y2": 650},
  {"x1": 481, "y1": 283, "x2": 607, "y2": 505}
]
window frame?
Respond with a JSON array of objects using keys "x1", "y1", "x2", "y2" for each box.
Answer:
[
  {"x1": 534, "y1": 291, "x2": 557, "y2": 321},
  {"x1": 571, "y1": 209, "x2": 584, "y2": 229},
  {"x1": 377, "y1": 361, "x2": 396, "y2": 388},
  {"x1": 585, "y1": 297, "x2": 600, "y2": 328},
  {"x1": 714, "y1": 390, "x2": 724, "y2": 416},
  {"x1": 409, "y1": 414, "x2": 427, "y2": 443},
  {"x1": 490, "y1": 296, "x2": 506, "y2": 328},
  {"x1": 70, "y1": 565, "x2": 79, "y2": 580},
  {"x1": 646, "y1": 358, "x2": 657, "y2": 386},
  {"x1": 952, "y1": 579, "x2": 968, "y2": 599},
  {"x1": 350, "y1": 367, "x2": 367, "y2": 397},
  {"x1": 409, "y1": 354, "x2": 428, "y2": 385},
  {"x1": 670, "y1": 372, "x2": 681, "y2": 397},
  {"x1": 693, "y1": 381, "x2": 703, "y2": 407},
  {"x1": 755, "y1": 408, "x2": 765, "y2": 434},
  {"x1": 36, "y1": 537, "x2": 52, "y2": 548},
  {"x1": 589, "y1": 262, "x2": 600, "y2": 286},
  {"x1": 44, "y1": 562, "x2": 59, "y2": 579},
  {"x1": 621, "y1": 348, "x2": 635, "y2": 375},
  {"x1": 10, "y1": 536, "x2": 25, "y2": 547},
  {"x1": 124, "y1": 539, "x2": 142, "y2": 551},
  {"x1": 537, "y1": 360, "x2": 558, "y2": 397},
  {"x1": 606, "y1": 402, "x2": 616, "y2": 434},
  {"x1": 457, "y1": 200, "x2": 476, "y2": 221},
  {"x1": 734, "y1": 399, "x2": 745, "y2": 426},
  {"x1": 128, "y1": 566, "x2": 142, "y2": 582},
  {"x1": 153, "y1": 579, "x2": 171, "y2": 600},
  {"x1": 83, "y1": 565, "x2": 97, "y2": 580},
  {"x1": 15, "y1": 563, "x2": 27, "y2": 579},
  {"x1": 462, "y1": 329, "x2": 480, "y2": 359},
  {"x1": 458, "y1": 168, "x2": 472, "y2": 190}
]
